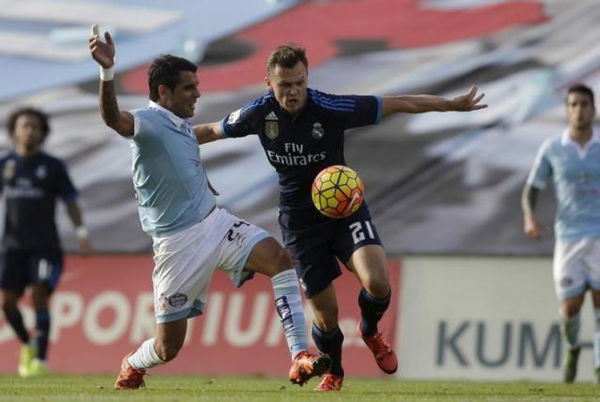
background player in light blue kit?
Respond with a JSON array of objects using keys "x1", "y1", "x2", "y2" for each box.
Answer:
[
  {"x1": 522, "y1": 83, "x2": 600, "y2": 383},
  {"x1": 89, "y1": 27, "x2": 330, "y2": 390}
]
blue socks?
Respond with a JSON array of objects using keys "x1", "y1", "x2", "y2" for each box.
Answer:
[
  {"x1": 312, "y1": 324, "x2": 344, "y2": 377},
  {"x1": 358, "y1": 288, "x2": 390, "y2": 336},
  {"x1": 35, "y1": 309, "x2": 50, "y2": 360}
]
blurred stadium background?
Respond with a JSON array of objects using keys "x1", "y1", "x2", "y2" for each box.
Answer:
[{"x1": 0, "y1": 0, "x2": 599, "y2": 383}]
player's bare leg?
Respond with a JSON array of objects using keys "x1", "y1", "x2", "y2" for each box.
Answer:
[
  {"x1": 115, "y1": 319, "x2": 185, "y2": 389},
  {"x1": 591, "y1": 290, "x2": 600, "y2": 383},
  {"x1": 346, "y1": 244, "x2": 398, "y2": 374},
  {"x1": 244, "y1": 237, "x2": 331, "y2": 385},
  {"x1": 308, "y1": 284, "x2": 345, "y2": 390},
  {"x1": 560, "y1": 294, "x2": 584, "y2": 383}
]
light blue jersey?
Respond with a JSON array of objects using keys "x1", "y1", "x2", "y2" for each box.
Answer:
[
  {"x1": 129, "y1": 101, "x2": 216, "y2": 237},
  {"x1": 527, "y1": 129, "x2": 600, "y2": 240}
]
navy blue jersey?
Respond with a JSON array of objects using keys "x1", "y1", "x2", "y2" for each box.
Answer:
[
  {"x1": 0, "y1": 151, "x2": 78, "y2": 250},
  {"x1": 221, "y1": 88, "x2": 382, "y2": 225}
]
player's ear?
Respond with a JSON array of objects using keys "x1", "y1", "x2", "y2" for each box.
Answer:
[
  {"x1": 264, "y1": 76, "x2": 272, "y2": 90},
  {"x1": 158, "y1": 84, "x2": 170, "y2": 101}
]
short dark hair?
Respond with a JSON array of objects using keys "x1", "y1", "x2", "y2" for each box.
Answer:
[
  {"x1": 148, "y1": 55, "x2": 197, "y2": 101},
  {"x1": 6, "y1": 107, "x2": 50, "y2": 140},
  {"x1": 266, "y1": 43, "x2": 308, "y2": 74},
  {"x1": 567, "y1": 83, "x2": 595, "y2": 106}
]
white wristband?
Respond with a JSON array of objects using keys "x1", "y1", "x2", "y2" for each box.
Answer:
[
  {"x1": 75, "y1": 226, "x2": 89, "y2": 240},
  {"x1": 100, "y1": 66, "x2": 114, "y2": 81}
]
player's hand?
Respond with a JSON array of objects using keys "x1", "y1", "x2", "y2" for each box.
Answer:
[
  {"x1": 78, "y1": 238, "x2": 94, "y2": 256},
  {"x1": 89, "y1": 25, "x2": 115, "y2": 69},
  {"x1": 524, "y1": 215, "x2": 543, "y2": 240},
  {"x1": 449, "y1": 86, "x2": 487, "y2": 111}
]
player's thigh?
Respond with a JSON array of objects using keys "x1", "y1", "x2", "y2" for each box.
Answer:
[
  {"x1": 0, "y1": 250, "x2": 29, "y2": 297},
  {"x1": 307, "y1": 283, "x2": 339, "y2": 331},
  {"x1": 151, "y1": 218, "x2": 224, "y2": 324},
  {"x1": 345, "y1": 244, "x2": 390, "y2": 297},
  {"x1": 591, "y1": 289, "x2": 600, "y2": 308},
  {"x1": 282, "y1": 227, "x2": 340, "y2": 299},
  {"x1": 243, "y1": 237, "x2": 293, "y2": 278},
  {"x1": 215, "y1": 213, "x2": 277, "y2": 283},
  {"x1": 585, "y1": 237, "x2": 600, "y2": 294},
  {"x1": 553, "y1": 239, "x2": 588, "y2": 301},
  {"x1": 333, "y1": 207, "x2": 388, "y2": 295}
]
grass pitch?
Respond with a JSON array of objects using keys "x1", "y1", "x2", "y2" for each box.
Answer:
[{"x1": 0, "y1": 375, "x2": 599, "y2": 401}]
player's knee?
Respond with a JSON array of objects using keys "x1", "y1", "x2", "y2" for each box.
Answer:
[
  {"x1": 362, "y1": 280, "x2": 390, "y2": 299},
  {"x1": 312, "y1": 310, "x2": 339, "y2": 332},
  {"x1": 313, "y1": 317, "x2": 339, "y2": 333},
  {"x1": 154, "y1": 341, "x2": 181, "y2": 362},
  {"x1": 0, "y1": 295, "x2": 17, "y2": 313}
]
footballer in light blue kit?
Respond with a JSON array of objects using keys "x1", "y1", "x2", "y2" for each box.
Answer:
[
  {"x1": 522, "y1": 83, "x2": 600, "y2": 383},
  {"x1": 194, "y1": 43, "x2": 487, "y2": 391},
  {"x1": 89, "y1": 27, "x2": 331, "y2": 390}
]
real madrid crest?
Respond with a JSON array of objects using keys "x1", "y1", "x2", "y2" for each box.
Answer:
[
  {"x1": 265, "y1": 111, "x2": 279, "y2": 140},
  {"x1": 312, "y1": 121, "x2": 324, "y2": 140},
  {"x1": 3, "y1": 159, "x2": 15, "y2": 180}
]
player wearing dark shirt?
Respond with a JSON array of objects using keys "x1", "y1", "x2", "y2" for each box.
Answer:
[
  {"x1": 0, "y1": 107, "x2": 92, "y2": 377},
  {"x1": 194, "y1": 44, "x2": 486, "y2": 391}
]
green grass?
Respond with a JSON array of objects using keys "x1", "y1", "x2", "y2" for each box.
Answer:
[{"x1": 0, "y1": 375, "x2": 599, "y2": 401}]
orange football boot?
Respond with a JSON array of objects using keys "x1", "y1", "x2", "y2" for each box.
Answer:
[
  {"x1": 314, "y1": 373, "x2": 343, "y2": 391},
  {"x1": 114, "y1": 353, "x2": 146, "y2": 389},
  {"x1": 359, "y1": 326, "x2": 398, "y2": 374},
  {"x1": 288, "y1": 351, "x2": 332, "y2": 386}
]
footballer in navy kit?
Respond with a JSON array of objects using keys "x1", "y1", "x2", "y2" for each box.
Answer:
[
  {"x1": 194, "y1": 43, "x2": 487, "y2": 391},
  {"x1": 0, "y1": 107, "x2": 92, "y2": 377}
]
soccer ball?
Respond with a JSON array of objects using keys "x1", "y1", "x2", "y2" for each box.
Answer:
[{"x1": 311, "y1": 165, "x2": 364, "y2": 219}]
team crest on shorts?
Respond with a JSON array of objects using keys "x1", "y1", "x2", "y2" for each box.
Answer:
[
  {"x1": 265, "y1": 111, "x2": 279, "y2": 140},
  {"x1": 312, "y1": 122, "x2": 324, "y2": 139},
  {"x1": 168, "y1": 293, "x2": 188, "y2": 308},
  {"x1": 560, "y1": 277, "x2": 573, "y2": 288}
]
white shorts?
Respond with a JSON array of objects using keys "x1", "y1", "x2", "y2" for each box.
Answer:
[
  {"x1": 553, "y1": 237, "x2": 600, "y2": 301},
  {"x1": 152, "y1": 207, "x2": 269, "y2": 324}
]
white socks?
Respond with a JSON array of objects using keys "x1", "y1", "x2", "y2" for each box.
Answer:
[
  {"x1": 127, "y1": 338, "x2": 164, "y2": 370},
  {"x1": 271, "y1": 269, "x2": 307, "y2": 359}
]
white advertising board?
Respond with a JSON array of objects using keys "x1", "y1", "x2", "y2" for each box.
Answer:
[{"x1": 398, "y1": 256, "x2": 597, "y2": 382}]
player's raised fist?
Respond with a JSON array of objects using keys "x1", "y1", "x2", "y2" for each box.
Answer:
[{"x1": 89, "y1": 24, "x2": 115, "y2": 69}]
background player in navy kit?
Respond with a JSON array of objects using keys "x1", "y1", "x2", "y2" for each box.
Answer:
[
  {"x1": 0, "y1": 107, "x2": 92, "y2": 377},
  {"x1": 194, "y1": 43, "x2": 487, "y2": 391}
]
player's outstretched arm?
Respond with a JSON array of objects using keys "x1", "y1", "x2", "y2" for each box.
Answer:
[
  {"x1": 88, "y1": 25, "x2": 134, "y2": 137},
  {"x1": 193, "y1": 122, "x2": 225, "y2": 144},
  {"x1": 381, "y1": 85, "x2": 487, "y2": 118},
  {"x1": 521, "y1": 183, "x2": 543, "y2": 240}
]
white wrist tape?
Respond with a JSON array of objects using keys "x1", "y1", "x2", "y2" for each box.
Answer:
[
  {"x1": 75, "y1": 226, "x2": 89, "y2": 240},
  {"x1": 100, "y1": 66, "x2": 114, "y2": 81}
]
